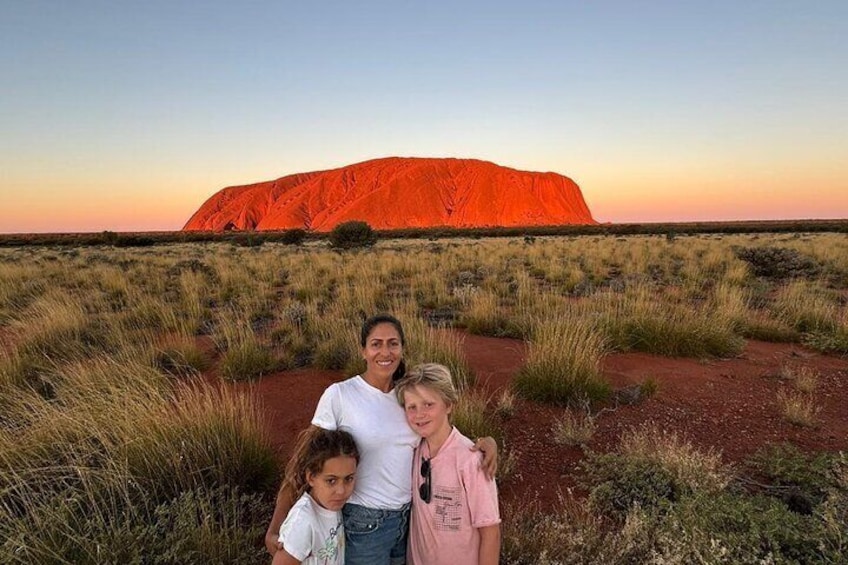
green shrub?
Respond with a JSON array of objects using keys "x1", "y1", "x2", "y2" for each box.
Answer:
[
  {"x1": 803, "y1": 327, "x2": 848, "y2": 354},
  {"x1": 329, "y1": 221, "x2": 377, "y2": 249},
  {"x1": 747, "y1": 443, "x2": 838, "y2": 508},
  {"x1": 734, "y1": 246, "x2": 821, "y2": 280},
  {"x1": 281, "y1": 228, "x2": 307, "y2": 245},
  {"x1": 581, "y1": 425, "x2": 728, "y2": 519},
  {"x1": 585, "y1": 454, "x2": 678, "y2": 517},
  {"x1": 668, "y1": 490, "x2": 834, "y2": 563}
]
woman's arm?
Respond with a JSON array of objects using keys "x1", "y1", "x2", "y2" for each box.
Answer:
[
  {"x1": 477, "y1": 524, "x2": 501, "y2": 565},
  {"x1": 265, "y1": 482, "x2": 295, "y2": 555},
  {"x1": 471, "y1": 436, "x2": 498, "y2": 479}
]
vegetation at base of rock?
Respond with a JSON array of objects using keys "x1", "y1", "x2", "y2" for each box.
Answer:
[{"x1": 329, "y1": 220, "x2": 378, "y2": 249}]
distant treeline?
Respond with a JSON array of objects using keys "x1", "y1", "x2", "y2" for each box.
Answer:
[{"x1": 1, "y1": 219, "x2": 846, "y2": 247}]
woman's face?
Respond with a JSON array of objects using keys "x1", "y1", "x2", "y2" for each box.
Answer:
[{"x1": 361, "y1": 322, "x2": 403, "y2": 380}]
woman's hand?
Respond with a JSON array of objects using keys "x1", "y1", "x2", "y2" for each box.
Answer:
[{"x1": 471, "y1": 436, "x2": 498, "y2": 479}]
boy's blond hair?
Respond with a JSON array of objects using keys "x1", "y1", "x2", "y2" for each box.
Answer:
[{"x1": 396, "y1": 363, "x2": 459, "y2": 410}]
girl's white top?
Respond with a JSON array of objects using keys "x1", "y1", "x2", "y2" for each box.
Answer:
[{"x1": 279, "y1": 492, "x2": 344, "y2": 565}]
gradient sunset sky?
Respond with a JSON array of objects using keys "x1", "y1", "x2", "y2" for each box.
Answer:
[{"x1": 2, "y1": 1, "x2": 846, "y2": 233}]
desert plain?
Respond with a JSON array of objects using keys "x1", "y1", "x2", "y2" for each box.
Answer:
[{"x1": 1, "y1": 230, "x2": 847, "y2": 563}]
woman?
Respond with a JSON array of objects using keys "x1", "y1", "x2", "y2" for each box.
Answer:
[{"x1": 266, "y1": 314, "x2": 497, "y2": 565}]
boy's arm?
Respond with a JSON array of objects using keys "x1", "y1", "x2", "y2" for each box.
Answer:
[
  {"x1": 265, "y1": 482, "x2": 295, "y2": 555},
  {"x1": 478, "y1": 524, "x2": 501, "y2": 565}
]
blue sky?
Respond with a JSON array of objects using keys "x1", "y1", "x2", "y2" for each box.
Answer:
[{"x1": 2, "y1": 1, "x2": 846, "y2": 232}]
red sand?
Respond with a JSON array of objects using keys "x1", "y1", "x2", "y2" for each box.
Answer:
[
  {"x1": 244, "y1": 332, "x2": 848, "y2": 510},
  {"x1": 182, "y1": 157, "x2": 596, "y2": 232}
]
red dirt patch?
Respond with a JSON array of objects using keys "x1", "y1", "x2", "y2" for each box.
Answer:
[{"x1": 236, "y1": 333, "x2": 848, "y2": 511}]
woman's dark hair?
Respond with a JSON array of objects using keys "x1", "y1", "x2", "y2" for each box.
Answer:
[
  {"x1": 360, "y1": 314, "x2": 407, "y2": 382},
  {"x1": 282, "y1": 428, "x2": 360, "y2": 500}
]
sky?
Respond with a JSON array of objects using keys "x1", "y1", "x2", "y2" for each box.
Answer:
[{"x1": 1, "y1": 0, "x2": 846, "y2": 233}]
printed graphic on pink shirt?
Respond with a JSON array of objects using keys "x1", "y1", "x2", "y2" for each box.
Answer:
[{"x1": 433, "y1": 486, "x2": 463, "y2": 531}]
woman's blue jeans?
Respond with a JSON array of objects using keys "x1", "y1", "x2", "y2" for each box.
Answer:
[{"x1": 342, "y1": 502, "x2": 410, "y2": 565}]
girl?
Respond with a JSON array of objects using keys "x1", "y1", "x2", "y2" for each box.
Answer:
[
  {"x1": 273, "y1": 428, "x2": 359, "y2": 565},
  {"x1": 395, "y1": 363, "x2": 501, "y2": 565}
]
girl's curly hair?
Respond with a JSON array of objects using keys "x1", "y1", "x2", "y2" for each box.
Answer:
[{"x1": 282, "y1": 427, "x2": 359, "y2": 500}]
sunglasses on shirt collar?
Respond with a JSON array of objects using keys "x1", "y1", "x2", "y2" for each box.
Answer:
[{"x1": 419, "y1": 457, "x2": 431, "y2": 504}]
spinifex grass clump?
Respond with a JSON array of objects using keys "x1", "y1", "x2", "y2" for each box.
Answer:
[
  {"x1": 452, "y1": 389, "x2": 501, "y2": 445},
  {"x1": 594, "y1": 284, "x2": 744, "y2": 358},
  {"x1": 0, "y1": 354, "x2": 279, "y2": 564},
  {"x1": 460, "y1": 290, "x2": 524, "y2": 338},
  {"x1": 553, "y1": 406, "x2": 597, "y2": 447},
  {"x1": 513, "y1": 314, "x2": 609, "y2": 406},
  {"x1": 404, "y1": 315, "x2": 475, "y2": 389},
  {"x1": 214, "y1": 313, "x2": 278, "y2": 381}
]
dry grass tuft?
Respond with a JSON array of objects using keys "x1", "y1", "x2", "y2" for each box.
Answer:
[{"x1": 777, "y1": 388, "x2": 820, "y2": 427}]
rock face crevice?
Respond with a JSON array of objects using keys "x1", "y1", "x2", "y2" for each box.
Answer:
[{"x1": 183, "y1": 157, "x2": 596, "y2": 232}]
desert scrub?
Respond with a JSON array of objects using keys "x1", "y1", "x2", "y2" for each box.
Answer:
[
  {"x1": 452, "y1": 388, "x2": 502, "y2": 445},
  {"x1": 329, "y1": 220, "x2": 377, "y2": 249},
  {"x1": 777, "y1": 388, "x2": 820, "y2": 427},
  {"x1": 513, "y1": 314, "x2": 609, "y2": 406},
  {"x1": 734, "y1": 245, "x2": 822, "y2": 280},
  {"x1": 403, "y1": 315, "x2": 475, "y2": 389},
  {"x1": 154, "y1": 337, "x2": 210, "y2": 378},
  {"x1": 582, "y1": 424, "x2": 728, "y2": 518},
  {"x1": 553, "y1": 406, "x2": 597, "y2": 447},
  {"x1": 0, "y1": 478, "x2": 271, "y2": 565},
  {"x1": 772, "y1": 280, "x2": 839, "y2": 333},
  {"x1": 747, "y1": 443, "x2": 840, "y2": 509},
  {"x1": 500, "y1": 495, "x2": 662, "y2": 564},
  {"x1": 214, "y1": 314, "x2": 278, "y2": 381},
  {"x1": 460, "y1": 289, "x2": 524, "y2": 338},
  {"x1": 0, "y1": 356, "x2": 278, "y2": 563},
  {"x1": 0, "y1": 261, "x2": 47, "y2": 323},
  {"x1": 593, "y1": 284, "x2": 744, "y2": 358}
]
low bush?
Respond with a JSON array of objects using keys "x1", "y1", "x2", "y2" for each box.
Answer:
[
  {"x1": 154, "y1": 339, "x2": 210, "y2": 378},
  {"x1": 595, "y1": 286, "x2": 745, "y2": 358},
  {"x1": 747, "y1": 443, "x2": 838, "y2": 508},
  {"x1": 581, "y1": 425, "x2": 728, "y2": 518},
  {"x1": 329, "y1": 220, "x2": 377, "y2": 249},
  {"x1": 280, "y1": 228, "x2": 307, "y2": 245},
  {"x1": 734, "y1": 246, "x2": 822, "y2": 280}
]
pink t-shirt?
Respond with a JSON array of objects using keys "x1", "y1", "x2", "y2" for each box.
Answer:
[{"x1": 408, "y1": 427, "x2": 501, "y2": 565}]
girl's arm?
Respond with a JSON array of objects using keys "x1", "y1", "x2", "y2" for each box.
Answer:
[
  {"x1": 477, "y1": 524, "x2": 501, "y2": 565},
  {"x1": 265, "y1": 483, "x2": 295, "y2": 555},
  {"x1": 271, "y1": 547, "x2": 302, "y2": 565},
  {"x1": 266, "y1": 424, "x2": 323, "y2": 554}
]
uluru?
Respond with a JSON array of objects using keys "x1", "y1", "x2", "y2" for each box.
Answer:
[{"x1": 183, "y1": 157, "x2": 596, "y2": 232}]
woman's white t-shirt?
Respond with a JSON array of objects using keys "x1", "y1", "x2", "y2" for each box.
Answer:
[{"x1": 312, "y1": 375, "x2": 419, "y2": 509}]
